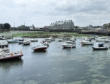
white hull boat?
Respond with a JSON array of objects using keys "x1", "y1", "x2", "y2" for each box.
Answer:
[
  {"x1": 62, "y1": 41, "x2": 76, "y2": 49},
  {"x1": 81, "y1": 40, "x2": 93, "y2": 46},
  {"x1": 23, "y1": 40, "x2": 30, "y2": 45},
  {"x1": 92, "y1": 42, "x2": 108, "y2": 50}
]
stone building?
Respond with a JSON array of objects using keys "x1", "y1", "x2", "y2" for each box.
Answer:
[{"x1": 48, "y1": 20, "x2": 74, "y2": 30}]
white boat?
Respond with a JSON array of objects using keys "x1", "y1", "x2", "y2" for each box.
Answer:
[
  {"x1": 0, "y1": 35, "x2": 6, "y2": 40},
  {"x1": 8, "y1": 38, "x2": 24, "y2": 44},
  {"x1": 45, "y1": 37, "x2": 55, "y2": 42},
  {"x1": 32, "y1": 45, "x2": 48, "y2": 52},
  {"x1": 30, "y1": 39, "x2": 38, "y2": 42},
  {"x1": 18, "y1": 40, "x2": 23, "y2": 44},
  {"x1": 7, "y1": 39, "x2": 18, "y2": 43},
  {"x1": 58, "y1": 39, "x2": 63, "y2": 42},
  {"x1": 0, "y1": 48, "x2": 23, "y2": 61},
  {"x1": 62, "y1": 41, "x2": 76, "y2": 49},
  {"x1": 63, "y1": 37, "x2": 70, "y2": 41},
  {"x1": 96, "y1": 37, "x2": 110, "y2": 43},
  {"x1": 16, "y1": 38, "x2": 24, "y2": 44},
  {"x1": 0, "y1": 40, "x2": 8, "y2": 48},
  {"x1": 92, "y1": 42, "x2": 108, "y2": 50},
  {"x1": 23, "y1": 40, "x2": 31, "y2": 45},
  {"x1": 69, "y1": 37, "x2": 76, "y2": 42},
  {"x1": 81, "y1": 40, "x2": 93, "y2": 46},
  {"x1": 15, "y1": 37, "x2": 24, "y2": 41}
]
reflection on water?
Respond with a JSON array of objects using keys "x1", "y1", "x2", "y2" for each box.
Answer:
[
  {"x1": 0, "y1": 38, "x2": 110, "y2": 84},
  {"x1": 0, "y1": 59, "x2": 23, "y2": 70}
]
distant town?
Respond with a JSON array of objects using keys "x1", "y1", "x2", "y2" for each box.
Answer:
[{"x1": 1, "y1": 20, "x2": 110, "y2": 35}]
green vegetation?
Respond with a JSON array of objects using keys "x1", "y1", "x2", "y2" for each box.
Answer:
[{"x1": 12, "y1": 31, "x2": 90, "y2": 38}]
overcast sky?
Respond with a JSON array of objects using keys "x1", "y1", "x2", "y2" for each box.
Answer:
[{"x1": 0, "y1": 0, "x2": 110, "y2": 27}]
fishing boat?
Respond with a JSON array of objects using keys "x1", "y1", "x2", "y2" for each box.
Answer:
[
  {"x1": 62, "y1": 41, "x2": 76, "y2": 49},
  {"x1": 92, "y1": 42, "x2": 108, "y2": 50},
  {"x1": 0, "y1": 49, "x2": 23, "y2": 61},
  {"x1": 32, "y1": 45, "x2": 48, "y2": 52},
  {"x1": 23, "y1": 40, "x2": 31, "y2": 45}
]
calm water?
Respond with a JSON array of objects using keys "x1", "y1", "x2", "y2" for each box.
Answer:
[{"x1": 0, "y1": 38, "x2": 110, "y2": 84}]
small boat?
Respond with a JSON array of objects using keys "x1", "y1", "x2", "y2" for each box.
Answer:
[
  {"x1": 23, "y1": 40, "x2": 30, "y2": 45},
  {"x1": 18, "y1": 40, "x2": 23, "y2": 44},
  {"x1": 69, "y1": 37, "x2": 76, "y2": 42},
  {"x1": 7, "y1": 39, "x2": 18, "y2": 43},
  {"x1": 32, "y1": 45, "x2": 48, "y2": 52},
  {"x1": 96, "y1": 37, "x2": 110, "y2": 43},
  {"x1": 63, "y1": 37, "x2": 71, "y2": 41},
  {"x1": 92, "y1": 42, "x2": 108, "y2": 50},
  {"x1": 30, "y1": 39, "x2": 38, "y2": 42},
  {"x1": 0, "y1": 49, "x2": 23, "y2": 61},
  {"x1": 45, "y1": 37, "x2": 55, "y2": 43},
  {"x1": 41, "y1": 41, "x2": 49, "y2": 47},
  {"x1": 0, "y1": 40, "x2": 8, "y2": 48},
  {"x1": 15, "y1": 38, "x2": 24, "y2": 41},
  {"x1": 81, "y1": 40, "x2": 93, "y2": 46},
  {"x1": 62, "y1": 41, "x2": 76, "y2": 49},
  {"x1": 58, "y1": 39, "x2": 63, "y2": 42},
  {"x1": 0, "y1": 35, "x2": 6, "y2": 40}
]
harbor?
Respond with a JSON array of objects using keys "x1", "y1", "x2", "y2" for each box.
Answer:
[
  {"x1": 0, "y1": 36, "x2": 110, "y2": 84},
  {"x1": 1, "y1": 0, "x2": 110, "y2": 83}
]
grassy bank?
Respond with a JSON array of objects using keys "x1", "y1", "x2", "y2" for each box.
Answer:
[{"x1": 12, "y1": 31, "x2": 91, "y2": 38}]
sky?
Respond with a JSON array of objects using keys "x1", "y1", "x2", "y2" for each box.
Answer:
[{"x1": 0, "y1": 0, "x2": 110, "y2": 27}]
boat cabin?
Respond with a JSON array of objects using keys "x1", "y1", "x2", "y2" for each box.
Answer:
[{"x1": 98, "y1": 43, "x2": 104, "y2": 47}]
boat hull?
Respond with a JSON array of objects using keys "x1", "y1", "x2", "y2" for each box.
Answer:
[
  {"x1": 33, "y1": 47, "x2": 47, "y2": 52},
  {"x1": 0, "y1": 54, "x2": 23, "y2": 61},
  {"x1": 92, "y1": 47, "x2": 108, "y2": 50},
  {"x1": 23, "y1": 43, "x2": 30, "y2": 45},
  {"x1": 81, "y1": 42, "x2": 93, "y2": 46}
]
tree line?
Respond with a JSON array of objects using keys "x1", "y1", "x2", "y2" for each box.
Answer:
[{"x1": 0, "y1": 23, "x2": 11, "y2": 30}]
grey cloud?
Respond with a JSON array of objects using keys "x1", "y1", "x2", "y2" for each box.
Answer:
[
  {"x1": 53, "y1": 0, "x2": 110, "y2": 15},
  {"x1": 0, "y1": 0, "x2": 110, "y2": 26}
]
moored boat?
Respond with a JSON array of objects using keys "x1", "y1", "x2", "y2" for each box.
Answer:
[
  {"x1": 92, "y1": 42, "x2": 108, "y2": 50},
  {"x1": 69, "y1": 37, "x2": 76, "y2": 42},
  {"x1": 62, "y1": 41, "x2": 76, "y2": 49},
  {"x1": 30, "y1": 39, "x2": 38, "y2": 42},
  {"x1": 45, "y1": 37, "x2": 55, "y2": 43},
  {"x1": 18, "y1": 41, "x2": 23, "y2": 44},
  {"x1": 7, "y1": 39, "x2": 18, "y2": 43},
  {"x1": 32, "y1": 45, "x2": 48, "y2": 52},
  {"x1": 0, "y1": 35, "x2": 6, "y2": 40},
  {"x1": 23, "y1": 40, "x2": 31, "y2": 45},
  {"x1": 95, "y1": 37, "x2": 110, "y2": 43},
  {"x1": 58, "y1": 39, "x2": 63, "y2": 42},
  {"x1": 81, "y1": 40, "x2": 93, "y2": 46},
  {"x1": 0, "y1": 49, "x2": 23, "y2": 61},
  {"x1": 0, "y1": 40, "x2": 8, "y2": 48}
]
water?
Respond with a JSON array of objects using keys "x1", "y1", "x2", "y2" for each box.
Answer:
[{"x1": 0, "y1": 38, "x2": 110, "y2": 84}]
